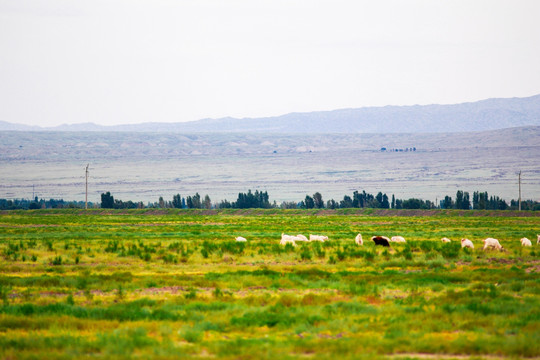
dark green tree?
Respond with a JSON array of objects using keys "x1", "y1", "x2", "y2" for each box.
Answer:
[
  {"x1": 381, "y1": 194, "x2": 390, "y2": 209},
  {"x1": 442, "y1": 196, "x2": 453, "y2": 209},
  {"x1": 203, "y1": 195, "x2": 212, "y2": 209},
  {"x1": 218, "y1": 200, "x2": 232, "y2": 208},
  {"x1": 401, "y1": 198, "x2": 423, "y2": 209},
  {"x1": 455, "y1": 191, "x2": 464, "y2": 209},
  {"x1": 461, "y1": 191, "x2": 471, "y2": 210},
  {"x1": 232, "y1": 190, "x2": 272, "y2": 209},
  {"x1": 172, "y1": 194, "x2": 182, "y2": 209},
  {"x1": 479, "y1": 192, "x2": 487, "y2": 210},
  {"x1": 304, "y1": 195, "x2": 315, "y2": 209},
  {"x1": 113, "y1": 199, "x2": 138, "y2": 209},
  {"x1": 101, "y1": 192, "x2": 114, "y2": 209},
  {"x1": 352, "y1": 191, "x2": 362, "y2": 208},
  {"x1": 193, "y1": 193, "x2": 201, "y2": 208},
  {"x1": 375, "y1": 192, "x2": 384, "y2": 208},
  {"x1": 29, "y1": 201, "x2": 40, "y2": 210},
  {"x1": 186, "y1": 193, "x2": 202, "y2": 209},
  {"x1": 233, "y1": 190, "x2": 271, "y2": 209},
  {"x1": 340, "y1": 195, "x2": 353, "y2": 208},
  {"x1": 326, "y1": 199, "x2": 338, "y2": 209},
  {"x1": 313, "y1": 192, "x2": 324, "y2": 209},
  {"x1": 401, "y1": 198, "x2": 434, "y2": 209}
]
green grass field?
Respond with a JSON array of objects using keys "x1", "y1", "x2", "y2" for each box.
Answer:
[{"x1": 0, "y1": 209, "x2": 539, "y2": 359}]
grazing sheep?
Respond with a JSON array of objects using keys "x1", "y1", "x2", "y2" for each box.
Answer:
[
  {"x1": 355, "y1": 233, "x2": 363, "y2": 246},
  {"x1": 296, "y1": 234, "x2": 309, "y2": 242},
  {"x1": 371, "y1": 236, "x2": 390, "y2": 247},
  {"x1": 537, "y1": 234, "x2": 540, "y2": 245},
  {"x1": 391, "y1": 236, "x2": 406, "y2": 243},
  {"x1": 521, "y1": 237, "x2": 532, "y2": 247},
  {"x1": 441, "y1": 237, "x2": 452, "y2": 243},
  {"x1": 461, "y1": 238, "x2": 474, "y2": 249},
  {"x1": 235, "y1": 236, "x2": 247, "y2": 242},
  {"x1": 482, "y1": 237, "x2": 503, "y2": 251},
  {"x1": 309, "y1": 234, "x2": 328, "y2": 242},
  {"x1": 280, "y1": 239, "x2": 297, "y2": 247},
  {"x1": 280, "y1": 233, "x2": 298, "y2": 247}
]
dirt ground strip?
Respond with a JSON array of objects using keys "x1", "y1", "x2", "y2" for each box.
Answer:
[{"x1": 388, "y1": 354, "x2": 540, "y2": 360}]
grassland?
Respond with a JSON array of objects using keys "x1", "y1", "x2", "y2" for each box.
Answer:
[{"x1": 0, "y1": 209, "x2": 539, "y2": 359}]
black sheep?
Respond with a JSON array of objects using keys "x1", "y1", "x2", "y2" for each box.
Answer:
[{"x1": 371, "y1": 236, "x2": 390, "y2": 247}]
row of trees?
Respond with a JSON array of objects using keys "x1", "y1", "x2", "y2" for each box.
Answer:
[
  {"x1": 473, "y1": 191, "x2": 511, "y2": 210},
  {"x1": 218, "y1": 190, "x2": 272, "y2": 209},
  {"x1": 100, "y1": 192, "x2": 143, "y2": 209},
  {"x1": 2, "y1": 189, "x2": 538, "y2": 211},
  {"x1": 0, "y1": 197, "x2": 90, "y2": 210},
  {"x1": 440, "y1": 191, "x2": 510, "y2": 210},
  {"x1": 143, "y1": 190, "x2": 273, "y2": 210},
  {"x1": 101, "y1": 189, "x2": 536, "y2": 211},
  {"x1": 312, "y1": 191, "x2": 435, "y2": 210},
  {"x1": 302, "y1": 190, "x2": 538, "y2": 210}
]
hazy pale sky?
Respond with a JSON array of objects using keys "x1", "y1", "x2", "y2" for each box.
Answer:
[{"x1": 1, "y1": 0, "x2": 539, "y2": 127}]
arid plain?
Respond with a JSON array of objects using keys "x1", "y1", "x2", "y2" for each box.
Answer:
[{"x1": 1, "y1": 126, "x2": 538, "y2": 205}]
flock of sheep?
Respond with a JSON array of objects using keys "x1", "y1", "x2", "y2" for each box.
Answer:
[
  {"x1": 234, "y1": 234, "x2": 540, "y2": 251},
  {"x1": 234, "y1": 234, "x2": 329, "y2": 246},
  {"x1": 452, "y1": 235, "x2": 540, "y2": 251}
]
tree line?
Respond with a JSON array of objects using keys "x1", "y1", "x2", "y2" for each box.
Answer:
[
  {"x1": 102, "y1": 189, "x2": 539, "y2": 211},
  {"x1": 1, "y1": 189, "x2": 538, "y2": 211},
  {"x1": 99, "y1": 190, "x2": 273, "y2": 210},
  {"x1": 0, "y1": 197, "x2": 91, "y2": 210},
  {"x1": 440, "y1": 191, "x2": 512, "y2": 210}
]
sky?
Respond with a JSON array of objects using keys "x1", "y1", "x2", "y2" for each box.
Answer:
[{"x1": 1, "y1": 0, "x2": 540, "y2": 127}]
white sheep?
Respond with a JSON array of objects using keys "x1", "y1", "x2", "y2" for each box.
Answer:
[
  {"x1": 309, "y1": 234, "x2": 328, "y2": 242},
  {"x1": 537, "y1": 234, "x2": 540, "y2": 245},
  {"x1": 482, "y1": 237, "x2": 503, "y2": 251},
  {"x1": 280, "y1": 233, "x2": 298, "y2": 247},
  {"x1": 355, "y1": 233, "x2": 363, "y2": 246},
  {"x1": 441, "y1": 237, "x2": 451, "y2": 243},
  {"x1": 390, "y1": 236, "x2": 406, "y2": 243},
  {"x1": 461, "y1": 238, "x2": 474, "y2": 249},
  {"x1": 521, "y1": 237, "x2": 532, "y2": 247},
  {"x1": 296, "y1": 234, "x2": 309, "y2": 242},
  {"x1": 235, "y1": 236, "x2": 247, "y2": 242}
]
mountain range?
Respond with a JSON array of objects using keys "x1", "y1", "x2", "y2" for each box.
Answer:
[{"x1": 2, "y1": 94, "x2": 540, "y2": 133}]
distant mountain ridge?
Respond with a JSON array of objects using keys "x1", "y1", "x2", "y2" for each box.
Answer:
[{"x1": 2, "y1": 94, "x2": 540, "y2": 133}]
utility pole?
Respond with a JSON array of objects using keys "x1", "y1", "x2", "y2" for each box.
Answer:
[
  {"x1": 85, "y1": 164, "x2": 89, "y2": 210},
  {"x1": 518, "y1": 170, "x2": 521, "y2": 211}
]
